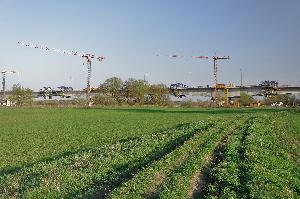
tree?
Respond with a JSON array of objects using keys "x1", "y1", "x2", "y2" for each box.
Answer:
[
  {"x1": 123, "y1": 78, "x2": 149, "y2": 104},
  {"x1": 147, "y1": 84, "x2": 170, "y2": 105},
  {"x1": 99, "y1": 77, "x2": 123, "y2": 102},
  {"x1": 8, "y1": 83, "x2": 33, "y2": 106},
  {"x1": 239, "y1": 92, "x2": 254, "y2": 106},
  {"x1": 264, "y1": 94, "x2": 298, "y2": 107}
]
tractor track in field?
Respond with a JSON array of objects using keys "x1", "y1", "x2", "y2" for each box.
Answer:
[
  {"x1": 80, "y1": 123, "x2": 216, "y2": 199},
  {"x1": 236, "y1": 118, "x2": 253, "y2": 198},
  {"x1": 189, "y1": 117, "x2": 251, "y2": 199},
  {"x1": 104, "y1": 118, "x2": 241, "y2": 199},
  {"x1": 0, "y1": 123, "x2": 209, "y2": 197},
  {"x1": 189, "y1": 137, "x2": 229, "y2": 198},
  {"x1": 189, "y1": 128, "x2": 236, "y2": 198},
  {"x1": 0, "y1": 123, "x2": 190, "y2": 178},
  {"x1": 0, "y1": 123, "x2": 202, "y2": 178},
  {"x1": 144, "y1": 139, "x2": 212, "y2": 199},
  {"x1": 1, "y1": 121, "x2": 216, "y2": 199}
]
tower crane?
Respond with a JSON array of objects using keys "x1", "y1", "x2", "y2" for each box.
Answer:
[
  {"x1": 1, "y1": 70, "x2": 17, "y2": 99},
  {"x1": 159, "y1": 53, "x2": 230, "y2": 103},
  {"x1": 18, "y1": 41, "x2": 105, "y2": 106},
  {"x1": 212, "y1": 56, "x2": 230, "y2": 101},
  {"x1": 193, "y1": 55, "x2": 230, "y2": 102}
]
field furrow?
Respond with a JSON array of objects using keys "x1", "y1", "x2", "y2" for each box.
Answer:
[
  {"x1": 244, "y1": 113, "x2": 300, "y2": 198},
  {"x1": 109, "y1": 117, "x2": 242, "y2": 199},
  {"x1": 0, "y1": 120, "x2": 215, "y2": 198},
  {"x1": 1, "y1": 108, "x2": 299, "y2": 199},
  {"x1": 158, "y1": 117, "x2": 249, "y2": 199},
  {"x1": 198, "y1": 117, "x2": 254, "y2": 198},
  {"x1": 198, "y1": 112, "x2": 300, "y2": 198}
]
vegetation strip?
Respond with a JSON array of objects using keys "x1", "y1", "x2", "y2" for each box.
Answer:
[
  {"x1": 190, "y1": 124, "x2": 240, "y2": 198},
  {"x1": 158, "y1": 117, "x2": 247, "y2": 199},
  {"x1": 198, "y1": 112, "x2": 300, "y2": 198},
  {"x1": 109, "y1": 118, "x2": 238, "y2": 199},
  {"x1": 197, "y1": 117, "x2": 253, "y2": 198},
  {"x1": 82, "y1": 121, "x2": 214, "y2": 199},
  {"x1": 244, "y1": 112, "x2": 300, "y2": 198}
]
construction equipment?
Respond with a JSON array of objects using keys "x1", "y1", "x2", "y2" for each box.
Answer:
[
  {"x1": 212, "y1": 56, "x2": 230, "y2": 101},
  {"x1": 224, "y1": 87, "x2": 229, "y2": 105},
  {"x1": 38, "y1": 86, "x2": 73, "y2": 99},
  {"x1": 259, "y1": 80, "x2": 279, "y2": 97},
  {"x1": 18, "y1": 41, "x2": 105, "y2": 106},
  {"x1": 1, "y1": 70, "x2": 17, "y2": 99},
  {"x1": 216, "y1": 83, "x2": 226, "y2": 89},
  {"x1": 162, "y1": 54, "x2": 229, "y2": 101}
]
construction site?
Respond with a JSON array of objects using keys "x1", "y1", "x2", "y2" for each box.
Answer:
[
  {"x1": 1, "y1": 2, "x2": 300, "y2": 199},
  {"x1": 1, "y1": 44, "x2": 300, "y2": 108}
]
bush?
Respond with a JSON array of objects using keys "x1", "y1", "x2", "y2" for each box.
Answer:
[
  {"x1": 239, "y1": 92, "x2": 254, "y2": 106},
  {"x1": 180, "y1": 99, "x2": 194, "y2": 108},
  {"x1": 264, "y1": 94, "x2": 299, "y2": 107},
  {"x1": 92, "y1": 94, "x2": 118, "y2": 106},
  {"x1": 32, "y1": 98, "x2": 86, "y2": 107},
  {"x1": 8, "y1": 83, "x2": 33, "y2": 106}
]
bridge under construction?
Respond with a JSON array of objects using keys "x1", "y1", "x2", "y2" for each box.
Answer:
[
  {"x1": 169, "y1": 85, "x2": 300, "y2": 99},
  {"x1": 3, "y1": 84, "x2": 300, "y2": 101}
]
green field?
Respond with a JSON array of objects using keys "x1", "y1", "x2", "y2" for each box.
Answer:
[{"x1": 0, "y1": 108, "x2": 299, "y2": 198}]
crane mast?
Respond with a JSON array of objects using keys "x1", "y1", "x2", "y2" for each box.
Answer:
[
  {"x1": 1, "y1": 70, "x2": 17, "y2": 100},
  {"x1": 162, "y1": 53, "x2": 230, "y2": 104},
  {"x1": 212, "y1": 56, "x2": 230, "y2": 102}
]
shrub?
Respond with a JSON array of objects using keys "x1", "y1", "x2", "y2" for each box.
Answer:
[{"x1": 92, "y1": 94, "x2": 118, "y2": 106}]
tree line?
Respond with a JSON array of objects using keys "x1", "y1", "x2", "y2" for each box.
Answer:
[
  {"x1": 4, "y1": 77, "x2": 171, "y2": 106},
  {"x1": 3, "y1": 79, "x2": 300, "y2": 108},
  {"x1": 94, "y1": 77, "x2": 170, "y2": 105}
]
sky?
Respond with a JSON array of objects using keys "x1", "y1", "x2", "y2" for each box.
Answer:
[{"x1": 0, "y1": 0, "x2": 299, "y2": 90}]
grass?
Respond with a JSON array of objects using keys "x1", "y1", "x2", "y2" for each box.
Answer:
[
  {"x1": 0, "y1": 107, "x2": 299, "y2": 198},
  {"x1": 0, "y1": 107, "x2": 213, "y2": 171}
]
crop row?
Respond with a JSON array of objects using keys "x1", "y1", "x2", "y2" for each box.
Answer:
[
  {"x1": 0, "y1": 108, "x2": 212, "y2": 171},
  {"x1": 0, "y1": 119, "x2": 216, "y2": 198},
  {"x1": 109, "y1": 116, "x2": 246, "y2": 199},
  {"x1": 200, "y1": 112, "x2": 300, "y2": 198},
  {"x1": 2, "y1": 112, "x2": 296, "y2": 198},
  {"x1": 200, "y1": 117, "x2": 254, "y2": 198},
  {"x1": 244, "y1": 112, "x2": 300, "y2": 198}
]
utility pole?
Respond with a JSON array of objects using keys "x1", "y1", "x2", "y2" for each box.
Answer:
[
  {"x1": 143, "y1": 73, "x2": 148, "y2": 83},
  {"x1": 240, "y1": 68, "x2": 243, "y2": 87}
]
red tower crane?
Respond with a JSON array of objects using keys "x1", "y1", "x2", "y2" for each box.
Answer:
[
  {"x1": 160, "y1": 53, "x2": 230, "y2": 102},
  {"x1": 18, "y1": 41, "x2": 105, "y2": 106},
  {"x1": 212, "y1": 56, "x2": 230, "y2": 101}
]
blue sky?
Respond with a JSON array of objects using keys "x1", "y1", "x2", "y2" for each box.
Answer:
[{"x1": 0, "y1": 0, "x2": 299, "y2": 90}]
